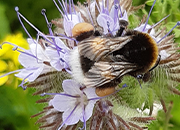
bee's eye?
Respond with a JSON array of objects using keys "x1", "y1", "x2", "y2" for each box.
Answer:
[{"x1": 137, "y1": 74, "x2": 143, "y2": 79}]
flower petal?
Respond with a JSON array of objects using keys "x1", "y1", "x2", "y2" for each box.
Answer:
[
  {"x1": 83, "y1": 87, "x2": 98, "y2": 99},
  {"x1": 62, "y1": 79, "x2": 82, "y2": 95},
  {"x1": 29, "y1": 42, "x2": 49, "y2": 61},
  {"x1": 63, "y1": 13, "x2": 83, "y2": 37},
  {"x1": 52, "y1": 94, "x2": 76, "y2": 112},
  {"x1": 62, "y1": 104, "x2": 82, "y2": 125},
  {"x1": 97, "y1": 13, "x2": 114, "y2": 34},
  {"x1": 15, "y1": 67, "x2": 43, "y2": 82},
  {"x1": 18, "y1": 50, "x2": 41, "y2": 68},
  {"x1": 80, "y1": 100, "x2": 96, "y2": 122}
]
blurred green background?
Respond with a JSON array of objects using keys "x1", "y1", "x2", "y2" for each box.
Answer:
[{"x1": 0, "y1": 0, "x2": 180, "y2": 130}]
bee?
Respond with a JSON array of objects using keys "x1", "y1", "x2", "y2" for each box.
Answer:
[{"x1": 69, "y1": 21, "x2": 159, "y2": 96}]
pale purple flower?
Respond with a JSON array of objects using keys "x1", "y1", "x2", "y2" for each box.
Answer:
[
  {"x1": 15, "y1": 39, "x2": 53, "y2": 88},
  {"x1": 63, "y1": 13, "x2": 84, "y2": 37},
  {"x1": 51, "y1": 79, "x2": 98, "y2": 129},
  {"x1": 53, "y1": 0, "x2": 83, "y2": 47},
  {"x1": 97, "y1": 0, "x2": 128, "y2": 35},
  {"x1": 45, "y1": 37, "x2": 70, "y2": 71}
]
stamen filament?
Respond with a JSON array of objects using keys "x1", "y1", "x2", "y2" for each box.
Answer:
[
  {"x1": 18, "y1": 72, "x2": 33, "y2": 90},
  {"x1": 106, "y1": 0, "x2": 109, "y2": 13},
  {"x1": 41, "y1": 92, "x2": 80, "y2": 98},
  {"x1": 143, "y1": 0, "x2": 157, "y2": 31},
  {"x1": 15, "y1": 7, "x2": 33, "y2": 40},
  {"x1": 16, "y1": 49, "x2": 38, "y2": 59},
  {"x1": 41, "y1": 9, "x2": 54, "y2": 36},
  {"x1": 84, "y1": 3, "x2": 94, "y2": 26},
  {"x1": 1, "y1": 42, "x2": 38, "y2": 60},
  {"x1": 118, "y1": 0, "x2": 123, "y2": 17},
  {"x1": 80, "y1": 105, "x2": 86, "y2": 130},
  {"x1": 157, "y1": 21, "x2": 180, "y2": 43},
  {"x1": 71, "y1": 0, "x2": 76, "y2": 14},
  {"x1": 15, "y1": 7, "x2": 52, "y2": 47},
  {"x1": 68, "y1": 0, "x2": 72, "y2": 20},
  {"x1": 41, "y1": 9, "x2": 61, "y2": 56},
  {"x1": 95, "y1": 1, "x2": 101, "y2": 13},
  {"x1": 57, "y1": 103, "x2": 79, "y2": 130},
  {"x1": 1, "y1": 42, "x2": 27, "y2": 52},
  {"x1": 150, "y1": 15, "x2": 170, "y2": 30},
  {"x1": 53, "y1": 0, "x2": 64, "y2": 16},
  {"x1": 144, "y1": 15, "x2": 170, "y2": 32},
  {"x1": 0, "y1": 69, "x2": 23, "y2": 78},
  {"x1": 58, "y1": 0, "x2": 69, "y2": 19}
]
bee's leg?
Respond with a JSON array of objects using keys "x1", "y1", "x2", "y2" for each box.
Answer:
[{"x1": 115, "y1": 20, "x2": 129, "y2": 37}]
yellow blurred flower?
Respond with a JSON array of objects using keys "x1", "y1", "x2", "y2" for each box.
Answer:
[{"x1": 0, "y1": 32, "x2": 28, "y2": 86}]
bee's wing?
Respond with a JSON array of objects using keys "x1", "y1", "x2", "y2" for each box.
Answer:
[
  {"x1": 78, "y1": 36, "x2": 131, "y2": 61},
  {"x1": 83, "y1": 61, "x2": 136, "y2": 88},
  {"x1": 77, "y1": 36, "x2": 135, "y2": 88}
]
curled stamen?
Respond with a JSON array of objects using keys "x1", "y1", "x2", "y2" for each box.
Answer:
[
  {"x1": 1, "y1": 42, "x2": 26, "y2": 51},
  {"x1": 1, "y1": 42, "x2": 38, "y2": 60},
  {"x1": 157, "y1": 21, "x2": 180, "y2": 43},
  {"x1": 41, "y1": 9, "x2": 54, "y2": 35},
  {"x1": 15, "y1": 6, "x2": 53, "y2": 46},
  {"x1": 15, "y1": 7, "x2": 34, "y2": 40},
  {"x1": 18, "y1": 73, "x2": 33, "y2": 90},
  {"x1": 12, "y1": 46, "x2": 18, "y2": 51},
  {"x1": 143, "y1": 0, "x2": 157, "y2": 31}
]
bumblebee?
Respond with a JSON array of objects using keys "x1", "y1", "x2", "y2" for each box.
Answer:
[{"x1": 70, "y1": 22, "x2": 159, "y2": 96}]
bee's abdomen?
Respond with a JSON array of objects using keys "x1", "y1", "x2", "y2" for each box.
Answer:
[{"x1": 114, "y1": 31, "x2": 158, "y2": 71}]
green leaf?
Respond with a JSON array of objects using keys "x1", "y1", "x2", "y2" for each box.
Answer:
[{"x1": 0, "y1": 3, "x2": 10, "y2": 39}]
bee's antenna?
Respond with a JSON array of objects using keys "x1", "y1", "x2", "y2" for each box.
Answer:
[
  {"x1": 116, "y1": 20, "x2": 128, "y2": 37},
  {"x1": 148, "y1": 55, "x2": 161, "y2": 72}
]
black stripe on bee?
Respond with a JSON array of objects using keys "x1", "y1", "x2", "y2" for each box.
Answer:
[{"x1": 80, "y1": 56, "x2": 95, "y2": 73}]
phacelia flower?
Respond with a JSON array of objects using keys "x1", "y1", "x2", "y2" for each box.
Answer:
[
  {"x1": 97, "y1": 0, "x2": 128, "y2": 35},
  {"x1": 49, "y1": 79, "x2": 98, "y2": 129}
]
